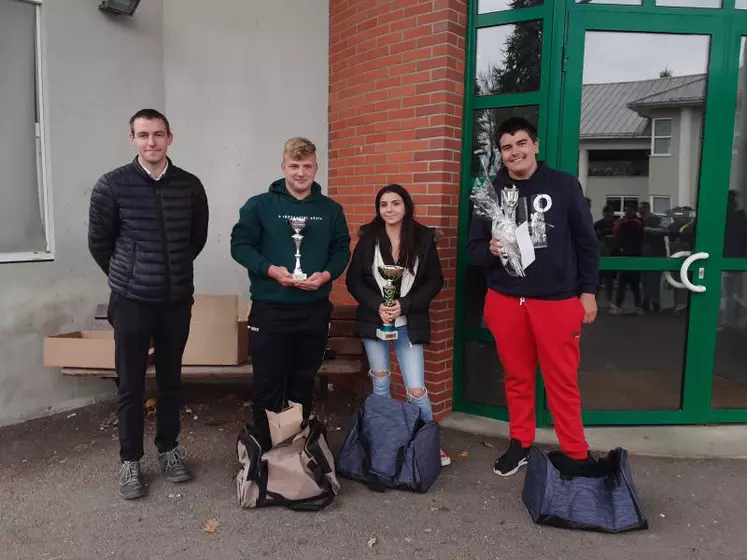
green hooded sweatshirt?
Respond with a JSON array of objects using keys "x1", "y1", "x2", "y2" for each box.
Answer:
[{"x1": 230, "y1": 179, "x2": 351, "y2": 305}]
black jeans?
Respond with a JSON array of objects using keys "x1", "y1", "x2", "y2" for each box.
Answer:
[
  {"x1": 108, "y1": 293, "x2": 192, "y2": 462},
  {"x1": 248, "y1": 298, "x2": 331, "y2": 450},
  {"x1": 615, "y1": 271, "x2": 642, "y2": 308}
]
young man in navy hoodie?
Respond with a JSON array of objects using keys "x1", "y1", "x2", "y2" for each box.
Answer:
[
  {"x1": 230, "y1": 137, "x2": 351, "y2": 451},
  {"x1": 467, "y1": 117, "x2": 599, "y2": 476}
]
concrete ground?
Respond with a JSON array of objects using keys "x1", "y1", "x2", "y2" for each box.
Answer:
[{"x1": 1, "y1": 385, "x2": 745, "y2": 560}]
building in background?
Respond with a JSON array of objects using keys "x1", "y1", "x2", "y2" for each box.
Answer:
[{"x1": 3, "y1": 0, "x2": 747, "y2": 430}]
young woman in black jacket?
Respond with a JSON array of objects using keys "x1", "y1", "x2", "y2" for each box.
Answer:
[{"x1": 345, "y1": 184, "x2": 450, "y2": 466}]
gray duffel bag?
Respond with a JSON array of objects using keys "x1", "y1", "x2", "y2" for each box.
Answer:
[{"x1": 522, "y1": 446, "x2": 648, "y2": 533}]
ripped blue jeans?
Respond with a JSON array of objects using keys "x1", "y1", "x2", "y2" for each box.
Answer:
[{"x1": 362, "y1": 326, "x2": 433, "y2": 422}]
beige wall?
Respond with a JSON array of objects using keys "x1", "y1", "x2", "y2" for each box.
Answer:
[
  {"x1": 1, "y1": 0, "x2": 331, "y2": 427},
  {"x1": 0, "y1": 0, "x2": 165, "y2": 427}
]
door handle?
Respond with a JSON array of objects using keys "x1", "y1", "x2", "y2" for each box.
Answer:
[
  {"x1": 663, "y1": 250, "x2": 691, "y2": 289},
  {"x1": 679, "y1": 252, "x2": 709, "y2": 293}
]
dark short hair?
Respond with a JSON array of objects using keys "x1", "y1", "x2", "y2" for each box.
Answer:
[
  {"x1": 129, "y1": 108, "x2": 171, "y2": 136},
  {"x1": 602, "y1": 205, "x2": 614, "y2": 213},
  {"x1": 496, "y1": 116, "x2": 539, "y2": 145}
]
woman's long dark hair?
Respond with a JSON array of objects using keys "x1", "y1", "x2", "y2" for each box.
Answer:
[{"x1": 365, "y1": 184, "x2": 421, "y2": 273}]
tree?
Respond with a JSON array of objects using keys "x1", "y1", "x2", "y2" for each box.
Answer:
[
  {"x1": 659, "y1": 67, "x2": 673, "y2": 78},
  {"x1": 471, "y1": 0, "x2": 542, "y2": 177}
]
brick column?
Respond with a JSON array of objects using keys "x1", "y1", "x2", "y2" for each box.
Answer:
[{"x1": 328, "y1": 0, "x2": 467, "y2": 419}]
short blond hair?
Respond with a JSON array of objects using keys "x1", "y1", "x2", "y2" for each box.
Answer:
[{"x1": 283, "y1": 137, "x2": 316, "y2": 159}]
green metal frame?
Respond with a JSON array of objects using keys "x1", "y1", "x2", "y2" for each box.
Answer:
[{"x1": 454, "y1": 0, "x2": 747, "y2": 426}]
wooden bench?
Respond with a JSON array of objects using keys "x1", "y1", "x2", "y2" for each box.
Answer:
[{"x1": 61, "y1": 303, "x2": 368, "y2": 421}]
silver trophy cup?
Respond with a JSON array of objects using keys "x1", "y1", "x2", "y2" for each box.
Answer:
[
  {"x1": 288, "y1": 216, "x2": 308, "y2": 280},
  {"x1": 376, "y1": 264, "x2": 405, "y2": 341}
]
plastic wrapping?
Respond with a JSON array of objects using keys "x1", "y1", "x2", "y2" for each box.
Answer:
[{"x1": 471, "y1": 180, "x2": 525, "y2": 277}]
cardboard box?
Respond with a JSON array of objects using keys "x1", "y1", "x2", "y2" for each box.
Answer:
[
  {"x1": 44, "y1": 330, "x2": 154, "y2": 370},
  {"x1": 181, "y1": 294, "x2": 250, "y2": 366},
  {"x1": 266, "y1": 401, "x2": 303, "y2": 446}
]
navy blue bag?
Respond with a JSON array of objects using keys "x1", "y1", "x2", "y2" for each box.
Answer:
[
  {"x1": 337, "y1": 394, "x2": 441, "y2": 493},
  {"x1": 522, "y1": 446, "x2": 648, "y2": 533}
]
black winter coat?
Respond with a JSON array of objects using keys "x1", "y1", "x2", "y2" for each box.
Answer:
[
  {"x1": 345, "y1": 224, "x2": 443, "y2": 345},
  {"x1": 88, "y1": 158, "x2": 209, "y2": 305}
]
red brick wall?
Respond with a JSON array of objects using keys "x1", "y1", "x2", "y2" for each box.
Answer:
[{"x1": 328, "y1": 0, "x2": 467, "y2": 419}]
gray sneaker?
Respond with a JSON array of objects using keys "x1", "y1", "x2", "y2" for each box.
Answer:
[
  {"x1": 118, "y1": 460, "x2": 145, "y2": 500},
  {"x1": 158, "y1": 446, "x2": 192, "y2": 483}
]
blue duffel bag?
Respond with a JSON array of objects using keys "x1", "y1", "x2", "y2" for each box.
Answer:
[
  {"x1": 337, "y1": 394, "x2": 441, "y2": 493},
  {"x1": 522, "y1": 446, "x2": 648, "y2": 533}
]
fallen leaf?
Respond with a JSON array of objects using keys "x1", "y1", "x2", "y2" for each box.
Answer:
[
  {"x1": 367, "y1": 537, "x2": 378, "y2": 548},
  {"x1": 201, "y1": 518, "x2": 221, "y2": 534},
  {"x1": 480, "y1": 441, "x2": 496, "y2": 450},
  {"x1": 430, "y1": 506, "x2": 449, "y2": 513},
  {"x1": 452, "y1": 451, "x2": 469, "y2": 460},
  {"x1": 145, "y1": 398, "x2": 157, "y2": 416}
]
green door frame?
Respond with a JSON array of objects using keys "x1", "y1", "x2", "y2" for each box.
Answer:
[
  {"x1": 556, "y1": 3, "x2": 747, "y2": 425},
  {"x1": 454, "y1": 0, "x2": 747, "y2": 426},
  {"x1": 453, "y1": 0, "x2": 561, "y2": 423}
]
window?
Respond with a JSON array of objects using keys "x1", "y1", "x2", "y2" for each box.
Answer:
[
  {"x1": 0, "y1": 0, "x2": 52, "y2": 263},
  {"x1": 650, "y1": 196, "x2": 671, "y2": 216},
  {"x1": 651, "y1": 118, "x2": 672, "y2": 156},
  {"x1": 588, "y1": 150, "x2": 649, "y2": 177},
  {"x1": 605, "y1": 196, "x2": 640, "y2": 217}
]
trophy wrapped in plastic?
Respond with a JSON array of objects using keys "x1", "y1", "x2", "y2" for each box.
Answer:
[{"x1": 470, "y1": 181, "x2": 525, "y2": 277}]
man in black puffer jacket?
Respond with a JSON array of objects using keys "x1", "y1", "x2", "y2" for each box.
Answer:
[{"x1": 88, "y1": 109, "x2": 209, "y2": 500}]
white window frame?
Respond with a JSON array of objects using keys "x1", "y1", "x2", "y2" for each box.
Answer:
[
  {"x1": 651, "y1": 118, "x2": 673, "y2": 157},
  {"x1": 1, "y1": 0, "x2": 54, "y2": 264},
  {"x1": 649, "y1": 195, "x2": 672, "y2": 217},
  {"x1": 605, "y1": 195, "x2": 640, "y2": 218}
]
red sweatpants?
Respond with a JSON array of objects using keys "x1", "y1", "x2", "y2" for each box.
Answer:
[{"x1": 483, "y1": 289, "x2": 588, "y2": 460}]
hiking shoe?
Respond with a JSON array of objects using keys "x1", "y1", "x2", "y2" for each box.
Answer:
[
  {"x1": 158, "y1": 446, "x2": 192, "y2": 483},
  {"x1": 440, "y1": 449, "x2": 451, "y2": 467},
  {"x1": 118, "y1": 460, "x2": 145, "y2": 500},
  {"x1": 493, "y1": 439, "x2": 530, "y2": 477}
]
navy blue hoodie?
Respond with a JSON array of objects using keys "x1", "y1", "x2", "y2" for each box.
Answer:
[{"x1": 467, "y1": 164, "x2": 598, "y2": 300}]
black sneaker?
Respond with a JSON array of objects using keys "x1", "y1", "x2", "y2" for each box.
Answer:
[
  {"x1": 549, "y1": 451, "x2": 600, "y2": 478},
  {"x1": 158, "y1": 446, "x2": 192, "y2": 483},
  {"x1": 493, "y1": 439, "x2": 531, "y2": 477},
  {"x1": 118, "y1": 460, "x2": 145, "y2": 500}
]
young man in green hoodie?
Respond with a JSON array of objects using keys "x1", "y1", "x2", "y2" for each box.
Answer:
[{"x1": 231, "y1": 137, "x2": 351, "y2": 450}]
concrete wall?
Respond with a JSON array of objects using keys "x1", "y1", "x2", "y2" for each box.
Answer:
[
  {"x1": 163, "y1": 0, "x2": 330, "y2": 296},
  {"x1": 0, "y1": 0, "x2": 165, "y2": 427},
  {"x1": 0, "y1": 0, "x2": 330, "y2": 427}
]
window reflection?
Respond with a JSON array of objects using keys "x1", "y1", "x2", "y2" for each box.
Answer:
[
  {"x1": 476, "y1": 21, "x2": 543, "y2": 96},
  {"x1": 713, "y1": 271, "x2": 747, "y2": 409},
  {"x1": 575, "y1": 0, "x2": 641, "y2": 4},
  {"x1": 479, "y1": 0, "x2": 543, "y2": 14},
  {"x1": 580, "y1": 32, "x2": 709, "y2": 262},
  {"x1": 656, "y1": 0, "x2": 720, "y2": 7},
  {"x1": 724, "y1": 38, "x2": 747, "y2": 260}
]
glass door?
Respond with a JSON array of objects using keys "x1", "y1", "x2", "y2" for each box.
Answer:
[{"x1": 557, "y1": 5, "x2": 747, "y2": 424}]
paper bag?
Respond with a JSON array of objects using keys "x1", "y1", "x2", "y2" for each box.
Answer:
[{"x1": 266, "y1": 401, "x2": 303, "y2": 446}]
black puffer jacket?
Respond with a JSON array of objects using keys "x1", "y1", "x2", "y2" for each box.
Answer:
[
  {"x1": 88, "y1": 158, "x2": 209, "y2": 305},
  {"x1": 345, "y1": 223, "x2": 443, "y2": 345}
]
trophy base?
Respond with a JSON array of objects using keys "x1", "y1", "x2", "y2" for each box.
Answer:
[
  {"x1": 292, "y1": 272, "x2": 307, "y2": 281},
  {"x1": 376, "y1": 327, "x2": 399, "y2": 341}
]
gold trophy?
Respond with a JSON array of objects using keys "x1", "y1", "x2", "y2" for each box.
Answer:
[
  {"x1": 288, "y1": 217, "x2": 308, "y2": 280},
  {"x1": 376, "y1": 264, "x2": 405, "y2": 341}
]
